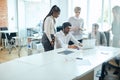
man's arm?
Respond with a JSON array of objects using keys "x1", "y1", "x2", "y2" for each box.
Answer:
[{"x1": 70, "y1": 34, "x2": 82, "y2": 46}]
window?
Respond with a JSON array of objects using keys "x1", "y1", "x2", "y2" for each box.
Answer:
[
  {"x1": 89, "y1": 0, "x2": 102, "y2": 25},
  {"x1": 68, "y1": 0, "x2": 102, "y2": 31},
  {"x1": 24, "y1": 0, "x2": 50, "y2": 33},
  {"x1": 111, "y1": 0, "x2": 120, "y2": 22},
  {"x1": 102, "y1": 0, "x2": 111, "y2": 32},
  {"x1": 68, "y1": 0, "x2": 87, "y2": 27}
]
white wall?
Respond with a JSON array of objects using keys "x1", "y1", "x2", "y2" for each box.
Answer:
[
  {"x1": 24, "y1": 0, "x2": 50, "y2": 28},
  {"x1": 7, "y1": 0, "x2": 17, "y2": 30},
  {"x1": 7, "y1": 0, "x2": 27, "y2": 45},
  {"x1": 51, "y1": 0, "x2": 69, "y2": 26},
  {"x1": 17, "y1": 0, "x2": 27, "y2": 38},
  {"x1": 7, "y1": 0, "x2": 69, "y2": 30}
]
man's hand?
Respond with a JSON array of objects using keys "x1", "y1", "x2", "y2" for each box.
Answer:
[
  {"x1": 68, "y1": 45, "x2": 78, "y2": 49},
  {"x1": 79, "y1": 43, "x2": 83, "y2": 47}
]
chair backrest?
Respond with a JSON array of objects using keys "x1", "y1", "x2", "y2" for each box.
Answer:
[
  {"x1": 0, "y1": 27, "x2": 16, "y2": 40},
  {"x1": 0, "y1": 27, "x2": 8, "y2": 39},
  {"x1": 56, "y1": 26, "x2": 62, "y2": 32}
]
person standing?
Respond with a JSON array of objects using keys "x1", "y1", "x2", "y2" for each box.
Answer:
[
  {"x1": 42, "y1": 5, "x2": 60, "y2": 51},
  {"x1": 110, "y1": 5, "x2": 120, "y2": 75},
  {"x1": 68, "y1": 7, "x2": 84, "y2": 44},
  {"x1": 111, "y1": 6, "x2": 120, "y2": 48},
  {"x1": 100, "y1": 6, "x2": 120, "y2": 79}
]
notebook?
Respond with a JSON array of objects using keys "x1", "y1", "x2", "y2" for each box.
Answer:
[
  {"x1": 58, "y1": 50, "x2": 74, "y2": 55},
  {"x1": 82, "y1": 39, "x2": 96, "y2": 49}
]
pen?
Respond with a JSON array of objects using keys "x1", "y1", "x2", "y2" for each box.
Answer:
[{"x1": 76, "y1": 57, "x2": 83, "y2": 60}]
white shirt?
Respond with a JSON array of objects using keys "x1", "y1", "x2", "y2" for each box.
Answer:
[
  {"x1": 44, "y1": 16, "x2": 55, "y2": 42},
  {"x1": 69, "y1": 16, "x2": 84, "y2": 40},
  {"x1": 55, "y1": 30, "x2": 80, "y2": 49},
  {"x1": 88, "y1": 31, "x2": 107, "y2": 46}
]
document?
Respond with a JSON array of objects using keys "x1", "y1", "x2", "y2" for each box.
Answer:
[
  {"x1": 58, "y1": 50, "x2": 74, "y2": 55},
  {"x1": 76, "y1": 58, "x2": 91, "y2": 66}
]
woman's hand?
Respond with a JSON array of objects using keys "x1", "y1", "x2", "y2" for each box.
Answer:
[{"x1": 50, "y1": 41, "x2": 54, "y2": 46}]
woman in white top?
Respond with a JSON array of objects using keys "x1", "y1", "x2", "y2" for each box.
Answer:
[
  {"x1": 69, "y1": 7, "x2": 84, "y2": 44},
  {"x1": 42, "y1": 5, "x2": 60, "y2": 51}
]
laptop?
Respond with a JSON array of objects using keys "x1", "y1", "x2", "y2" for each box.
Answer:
[{"x1": 82, "y1": 39, "x2": 96, "y2": 49}]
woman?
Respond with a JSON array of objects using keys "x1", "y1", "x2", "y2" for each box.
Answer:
[
  {"x1": 112, "y1": 6, "x2": 120, "y2": 48},
  {"x1": 68, "y1": 7, "x2": 84, "y2": 44},
  {"x1": 110, "y1": 5, "x2": 120, "y2": 75},
  {"x1": 99, "y1": 6, "x2": 120, "y2": 79},
  {"x1": 42, "y1": 5, "x2": 60, "y2": 51}
]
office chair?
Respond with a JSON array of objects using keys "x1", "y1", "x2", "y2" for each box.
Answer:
[
  {"x1": 0, "y1": 27, "x2": 17, "y2": 54},
  {"x1": 107, "y1": 59, "x2": 120, "y2": 78},
  {"x1": 0, "y1": 27, "x2": 8, "y2": 47},
  {"x1": 56, "y1": 26, "x2": 62, "y2": 32}
]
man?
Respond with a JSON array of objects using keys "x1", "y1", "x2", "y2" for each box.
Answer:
[
  {"x1": 88, "y1": 23, "x2": 107, "y2": 80},
  {"x1": 55, "y1": 22, "x2": 82, "y2": 49},
  {"x1": 88, "y1": 23, "x2": 107, "y2": 46}
]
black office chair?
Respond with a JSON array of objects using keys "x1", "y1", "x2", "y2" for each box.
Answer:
[
  {"x1": 0, "y1": 27, "x2": 17, "y2": 54},
  {"x1": 56, "y1": 26, "x2": 62, "y2": 32},
  {"x1": 99, "y1": 62, "x2": 108, "y2": 80},
  {"x1": 1, "y1": 27, "x2": 16, "y2": 45},
  {"x1": 108, "y1": 59, "x2": 120, "y2": 78},
  {"x1": 0, "y1": 27, "x2": 8, "y2": 46},
  {"x1": 99, "y1": 60, "x2": 120, "y2": 80}
]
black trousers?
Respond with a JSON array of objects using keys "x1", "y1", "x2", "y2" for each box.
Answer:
[
  {"x1": 42, "y1": 33, "x2": 54, "y2": 51},
  {"x1": 69, "y1": 39, "x2": 83, "y2": 45}
]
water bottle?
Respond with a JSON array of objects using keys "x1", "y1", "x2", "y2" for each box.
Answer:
[{"x1": 27, "y1": 38, "x2": 32, "y2": 55}]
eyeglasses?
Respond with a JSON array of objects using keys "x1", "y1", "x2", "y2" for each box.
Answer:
[{"x1": 75, "y1": 12, "x2": 80, "y2": 13}]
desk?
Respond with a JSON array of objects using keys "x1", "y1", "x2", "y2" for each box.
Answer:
[
  {"x1": 0, "y1": 30, "x2": 17, "y2": 54},
  {"x1": 0, "y1": 46, "x2": 120, "y2": 80},
  {"x1": 27, "y1": 35, "x2": 43, "y2": 55}
]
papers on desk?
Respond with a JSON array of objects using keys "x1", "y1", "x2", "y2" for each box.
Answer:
[
  {"x1": 58, "y1": 50, "x2": 74, "y2": 55},
  {"x1": 76, "y1": 58, "x2": 91, "y2": 66}
]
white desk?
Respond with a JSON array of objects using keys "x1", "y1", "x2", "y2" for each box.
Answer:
[
  {"x1": 0, "y1": 30, "x2": 18, "y2": 54},
  {"x1": 0, "y1": 46, "x2": 120, "y2": 80}
]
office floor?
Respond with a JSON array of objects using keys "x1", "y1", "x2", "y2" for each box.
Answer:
[
  {"x1": 0, "y1": 46, "x2": 28, "y2": 63},
  {"x1": 0, "y1": 47, "x2": 119, "y2": 80}
]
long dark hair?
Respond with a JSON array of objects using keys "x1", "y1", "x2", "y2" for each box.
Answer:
[{"x1": 42, "y1": 5, "x2": 60, "y2": 31}]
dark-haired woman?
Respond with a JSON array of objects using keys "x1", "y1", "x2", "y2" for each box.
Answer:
[{"x1": 42, "y1": 5, "x2": 60, "y2": 51}]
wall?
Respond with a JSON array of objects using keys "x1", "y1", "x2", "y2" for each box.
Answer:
[
  {"x1": 0, "y1": 0, "x2": 8, "y2": 27},
  {"x1": 51, "y1": 0, "x2": 68, "y2": 26},
  {"x1": 0, "y1": 0, "x2": 17, "y2": 29},
  {"x1": 7, "y1": 0, "x2": 17, "y2": 30},
  {"x1": 17, "y1": 0, "x2": 26, "y2": 37}
]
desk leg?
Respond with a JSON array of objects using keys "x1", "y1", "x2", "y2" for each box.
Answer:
[
  {"x1": 18, "y1": 46, "x2": 22, "y2": 57},
  {"x1": 18, "y1": 37, "x2": 27, "y2": 57},
  {"x1": 7, "y1": 44, "x2": 13, "y2": 54},
  {"x1": 0, "y1": 47, "x2": 3, "y2": 50},
  {"x1": 73, "y1": 70, "x2": 94, "y2": 80}
]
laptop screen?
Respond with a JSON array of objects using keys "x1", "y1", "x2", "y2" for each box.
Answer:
[{"x1": 82, "y1": 39, "x2": 96, "y2": 49}]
